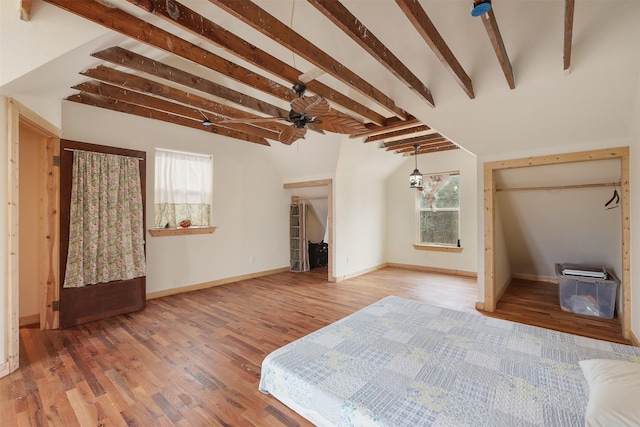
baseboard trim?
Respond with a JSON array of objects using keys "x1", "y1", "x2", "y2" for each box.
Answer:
[
  {"x1": 513, "y1": 273, "x2": 558, "y2": 284},
  {"x1": 19, "y1": 314, "x2": 40, "y2": 327},
  {"x1": 335, "y1": 263, "x2": 389, "y2": 282},
  {"x1": 0, "y1": 361, "x2": 9, "y2": 379},
  {"x1": 386, "y1": 263, "x2": 477, "y2": 278},
  {"x1": 475, "y1": 301, "x2": 485, "y2": 311},
  {"x1": 146, "y1": 267, "x2": 290, "y2": 300}
]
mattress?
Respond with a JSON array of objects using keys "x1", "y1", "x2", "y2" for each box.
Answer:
[{"x1": 259, "y1": 296, "x2": 640, "y2": 426}]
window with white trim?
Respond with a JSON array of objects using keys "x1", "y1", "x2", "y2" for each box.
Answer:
[
  {"x1": 416, "y1": 172, "x2": 460, "y2": 246},
  {"x1": 154, "y1": 149, "x2": 213, "y2": 228}
]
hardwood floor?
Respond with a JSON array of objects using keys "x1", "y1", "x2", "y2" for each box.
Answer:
[
  {"x1": 485, "y1": 277, "x2": 630, "y2": 345},
  {"x1": 0, "y1": 267, "x2": 630, "y2": 426}
]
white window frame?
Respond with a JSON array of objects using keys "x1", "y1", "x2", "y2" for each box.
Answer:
[{"x1": 415, "y1": 171, "x2": 461, "y2": 249}]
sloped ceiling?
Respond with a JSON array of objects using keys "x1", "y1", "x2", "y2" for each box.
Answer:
[{"x1": 3, "y1": 0, "x2": 640, "y2": 160}]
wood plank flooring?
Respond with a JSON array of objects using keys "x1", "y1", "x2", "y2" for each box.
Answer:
[
  {"x1": 485, "y1": 277, "x2": 630, "y2": 345},
  {"x1": 0, "y1": 267, "x2": 630, "y2": 426}
]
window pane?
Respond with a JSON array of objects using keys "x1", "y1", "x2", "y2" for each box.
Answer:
[
  {"x1": 418, "y1": 174, "x2": 459, "y2": 209},
  {"x1": 419, "y1": 211, "x2": 459, "y2": 245}
]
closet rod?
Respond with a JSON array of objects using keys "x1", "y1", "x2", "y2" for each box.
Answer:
[
  {"x1": 63, "y1": 147, "x2": 145, "y2": 161},
  {"x1": 291, "y1": 196, "x2": 328, "y2": 202},
  {"x1": 496, "y1": 181, "x2": 620, "y2": 192}
]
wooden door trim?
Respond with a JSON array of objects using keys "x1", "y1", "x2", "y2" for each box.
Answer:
[
  {"x1": 284, "y1": 179, "x2": 334, "y2": 282},
  {"x1": 483, "y1": 147, "x2": 631, "y2": 339},
  {"x1": 6, "y1": 98, "x2": 61, "y2": 375}
]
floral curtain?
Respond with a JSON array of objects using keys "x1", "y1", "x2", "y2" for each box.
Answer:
[
  {"x1": 63, "y1": 150, "x2": 146, "y2": 288},
  {"x1": 154, "y1": 149, "x2": 212, "y2": 228},
  {"x1": 420, "y1": 173, "x2": 450, "y2": 211}
]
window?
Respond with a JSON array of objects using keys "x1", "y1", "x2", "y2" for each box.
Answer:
[
  {"x1": 416, "y1": 172, "x2": 460, "y2": 246},
  {"x1": 154, "y1": 149, "x2": 213, "y2": 228}
]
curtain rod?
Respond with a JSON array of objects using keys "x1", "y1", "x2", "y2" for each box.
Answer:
[
  {"x1": 63, "y1": 147, "x2": 145, "y2": 161},
  {"x1": 496, "y1": 181, "x2": 620, "y2": 192}
]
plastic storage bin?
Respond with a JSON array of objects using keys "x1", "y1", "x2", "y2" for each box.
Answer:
[{"x1": 555, "y1": 263, "x2": 619, "y2": 319}]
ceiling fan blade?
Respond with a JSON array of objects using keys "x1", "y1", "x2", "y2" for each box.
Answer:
[
  {"x1": 220, "y1": 116, "x2": 284, "y2": 124},
  {"x1": 279, "y1": 126, "x2": 307, "y2": 145},
  {"x1": 290, "y1": 95, "x2": 331, "y2": 116},
  {"x1": 313, "y1": 115, "x2": 369, "y2": 135}
]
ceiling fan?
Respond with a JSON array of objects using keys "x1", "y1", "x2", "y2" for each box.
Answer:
[{"x1": 218, "y1": 84, "x2": 369, "y2": 145}]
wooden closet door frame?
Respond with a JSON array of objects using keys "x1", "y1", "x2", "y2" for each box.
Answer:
[{"x1": 6, "y1": 99, "x2": 61, "y2": 376}]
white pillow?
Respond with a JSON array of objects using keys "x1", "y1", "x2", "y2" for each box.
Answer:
[{"x1": 579, "y1": 359, "x2": 640, "y2": 427}]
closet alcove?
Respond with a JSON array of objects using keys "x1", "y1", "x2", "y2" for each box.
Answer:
[{"x1": 483, "y1": 147, "x2": 630, "y2": 340}]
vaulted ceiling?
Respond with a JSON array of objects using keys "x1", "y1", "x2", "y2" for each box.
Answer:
[
  {"x1": 16, "y1": 0, "x2": 570, "y2": 156},
  {"x1": 11, "y1": 0, "x2": 638, "y2": 162}
]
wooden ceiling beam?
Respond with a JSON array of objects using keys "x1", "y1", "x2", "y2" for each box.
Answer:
[
  {"x1": 66, "y1": 92, "x2": 269, "y2": 146},
  {"x1": 399, "y1": 142, "x2": 458, "y2": 155},
  {"x1": 122, "y1": 0, "x2": 386, "y2": 126},
  {"x1": 358, "y1": 116, "x2": 423, "y2": 138},
  {"x1": 43, "y1": 0, "x2": 320, "y2": 120},
  {"x1": 308, "y1": 0, "x2": 434, "y2": 107},
  {"x1": 208, "y1": 0, "x2": 408, "y2": 119},
  {"x1": 389, "y1": 138, "x2": 447, "y2": 152},
  {"x1": 71, "y1": 80, "x2": 281, "y2": 141},
  {"x1": 480, "y1": 9, "x2": 515, "y2": 89},
  {"x1": 395, "y1": 0, "x2": 474, "y2": 99},
  {"x1": 364, "y1": 125, "x2": 433, "y2": 143},
  {"x1": 92, "y1": 47, "x2": 288, "y2": 119},
  {"x1": 81, "y1": 66, "x2": 288, "y2": 134},
  {"x1": 564, "y1": 0, "x2": 575, "y2": 71},
  {"x1": 20, "y1": 0, "x2": 32, "y2": 21},
  {"x1": 383, "y1": 133, "x2": 445, "y2": 149}
]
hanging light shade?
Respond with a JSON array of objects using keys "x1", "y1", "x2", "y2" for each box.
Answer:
[
  {"x1": 471, "y1": 0, "x2": 492, "y2": 16},
  {"x1": 409, "y1": 144, "x2": 424, "y2": 190}
]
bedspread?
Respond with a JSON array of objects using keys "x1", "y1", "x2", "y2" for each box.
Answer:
[{"x1": 259, "y1": 296, "x2": 640, "y2": 426}]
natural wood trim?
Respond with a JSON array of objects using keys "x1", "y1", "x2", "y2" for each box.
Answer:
[
  {"x1": 283, "y1": 179, "x2": 332, "y2": 189},
  {"x1": 413, "y1": 244, "x2": 462, "y2": 253},
  {"x1": 564, "y1": 0, "x2": 575, "y2": 71},
  {"x1": 42, "y1": 137, "x2": 60, "y2": 329},
  {"x1": 481, "y1": 9, "x2": 515, "y2": 89},
  {"x1": 630, "y1": 330, "x2": 640, "y2": 347},
  {"x1": 209, "y1": 0, "x2": 407, "y2": 119},
  {"x1": 396, "y1": 0, "x2": 474, "y2": 99},
  {"x1": 0, "y1": 362, "x2": 9, "y2": 379},
  {"x1": 387, "y1": 262, "x2": 477, "y2": 278},
  {"x1": 19, "y1": 0, "x2": 32, "y2": 21},
  {"x1": 334, "y1": 263, "x2": 389, "y2": 282},
  {"x1": 486, "y1": 147, "x2": 630, "y2": 170},
  {"x1": 148, "y1": 226, "x2": 216, "y2": 237},
  {"x1": 497, "y1": 182, "x2": 621, "y2": 192},
  {"x1": 512, "y1": 273, "x2": 557, "y2": 284},
  {"x1": 308, "y1": 0, "x2": 434, "y2": 107},
  {"x1": 484, "y1": 161, "x2": 496, "y2": 312},
  {"x1": 19, "y1": 314, "x2": 40, "y2": 327},
  {"x1": 484, "y1": 146, "x2": 631, "y2": 338},
  {"x1": 120, "y1": 0, "x2": 386, "y2": 126},
  {"x1": 620, "y1": 153, "x2": 631, "y2": 339},
  {"x1": 146, "y1": 267, "x2": 289, "y2": 300},
  {"x1": 475, "y1": 301, "x2": 485, "y2": 311}
]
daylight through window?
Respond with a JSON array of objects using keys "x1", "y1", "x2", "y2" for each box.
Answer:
[
  {"x1": 416, "y1": 173, "x2": 460, "y2": 246},
  {"x1": 154, "y1": 149, "x2": 213, "y2": 228}
]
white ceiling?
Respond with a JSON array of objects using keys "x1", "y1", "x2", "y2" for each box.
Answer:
[{"x1": 2, "y1": 0, "x2": 639, "y2": 160}]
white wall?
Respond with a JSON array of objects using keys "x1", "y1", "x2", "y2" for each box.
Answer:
[
  {"x1": 386, "y1": 148, "x2": 478, "y2": 274},
  {"x1": 62, "y1": 102, "x2": 291, "y2": 294}
]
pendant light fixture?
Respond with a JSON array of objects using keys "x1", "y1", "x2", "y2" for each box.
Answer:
[
  {"x1": 471, "y1": 0, "x2": 492, "y2": 17},
  {"x1": 409, "y1": 144, "x2": 424, "y2": 190}
]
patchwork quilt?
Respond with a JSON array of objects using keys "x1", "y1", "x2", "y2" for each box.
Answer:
[{"x1": 259, "y1": 296, "x2": 640, "y2": 426}]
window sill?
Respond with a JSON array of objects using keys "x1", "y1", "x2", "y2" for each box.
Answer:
[
  {"x1": 413, "y1": 244, "x2": 463, "y2": 252},
  {"x1": 149, "y1": 226, "x2": 217, "y2": 237}
]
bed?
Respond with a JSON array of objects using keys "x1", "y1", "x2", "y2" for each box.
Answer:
[{"x1": 259, "y1": 296, "x2": 640, "y2": 426}]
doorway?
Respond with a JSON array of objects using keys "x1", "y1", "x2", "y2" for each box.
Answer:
[
  {"x1": 7, "y1": 98, "x2": 61, "y2": 374},
  {"x1": 284, "y1": 179, "x2": 334, "y2": 282}
]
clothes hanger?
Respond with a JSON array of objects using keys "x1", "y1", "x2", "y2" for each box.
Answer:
[{"x1": 605, "y1": 185, "x2": 619, "y2": 209}]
